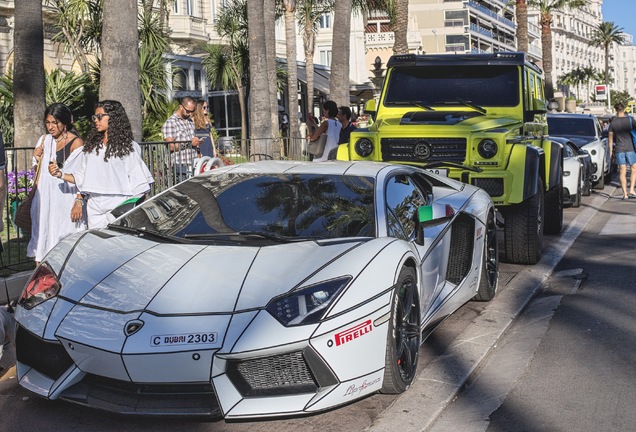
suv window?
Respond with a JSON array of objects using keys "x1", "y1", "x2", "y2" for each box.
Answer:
[{"x1": 384, "y1": 65, "x2": 519, "y2": 107}]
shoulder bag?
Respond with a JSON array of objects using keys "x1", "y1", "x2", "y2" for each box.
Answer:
[
  {"x1": 14, "y1": 136, "x2": 46, "y2": 234},
  {"x1": 628, "y1": 116, "x2": 636, "y2": 151},
  {"x1": 308, "y1": 120, "x2": 329, "y2": 156}
]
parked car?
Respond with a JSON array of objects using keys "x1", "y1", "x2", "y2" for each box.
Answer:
[
  {"x1": 14, "y1": 160, "x2": 499, "y2": 419},
  {"x1": 547, "y1": 113, "x2": 610, "y2": 189},
  {"x1": 550, "y1": 137, "x2": 592, "y2": 207}
]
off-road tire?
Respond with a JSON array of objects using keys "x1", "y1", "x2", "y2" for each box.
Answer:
[
  {"x1": 503, "y1": 178, "x2": 544, "y2": 265},
  {"x1": 381, "y1": 267, "x2": 420, "y2": 394}
]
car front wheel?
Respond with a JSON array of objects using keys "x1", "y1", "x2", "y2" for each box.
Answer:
[
  {"x1": 381, "y1": 267, "x2": 420, "y2": 394},
  {"x1": 473, "y1": 210, "x2": 499, "y2": 301}
]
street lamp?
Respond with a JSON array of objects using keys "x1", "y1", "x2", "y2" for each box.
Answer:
[
  {"x1": 432, "y1": 29, "x2": 439, "y2": 53},
  {"x1": 370, "y1": 56, "x2": 385, "y2": 102}
]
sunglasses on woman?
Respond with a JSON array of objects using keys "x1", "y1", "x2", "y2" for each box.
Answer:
[{"x1": 91, "y1": 113, "x2": 109, "y2": 121}]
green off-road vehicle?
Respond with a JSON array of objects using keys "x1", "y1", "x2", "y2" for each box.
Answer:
[{"x1": 338, "y1": 52, "x2": 563, "y2": 264}]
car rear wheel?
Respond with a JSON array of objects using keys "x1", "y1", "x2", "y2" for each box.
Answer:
[
  {"x1": 572, "y1": 171, "x2": 582, "y2": 208},
  {"x1": 503, "y1": 178, "x2": 544, "y2": 265},
  {"x1": 544, "y1": 176, "x2": 563, "y2": 235},
  {"x1": 381, "y1": 267, "x2": 420, "y2": 394},
  {"x1": 473, "y1": 210, "x2": 499, "y2": 301}
]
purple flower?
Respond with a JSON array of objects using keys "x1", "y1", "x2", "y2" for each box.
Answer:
[{"x1": 7, "y1": 168, "x2": 35, "y2": 203}]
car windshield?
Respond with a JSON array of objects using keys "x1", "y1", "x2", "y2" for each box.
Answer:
[
  {"x1": 384, "y1": 65, "x2": 520, "y2": 107},
  {"x1": 547, "y1": 117, "x2": 596, "y2": 137},
  {"x1": 111, "y1": 173, "x2": 376, "y2": 242}
]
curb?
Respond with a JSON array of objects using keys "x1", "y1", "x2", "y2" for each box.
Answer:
[{"x1": 366, "y1": 188, "x2": 614, "y2": 432}]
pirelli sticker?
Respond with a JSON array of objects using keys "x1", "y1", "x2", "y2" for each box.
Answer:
[{"x1": 328, "y1": 320, "x2": 373, "y2": 347}]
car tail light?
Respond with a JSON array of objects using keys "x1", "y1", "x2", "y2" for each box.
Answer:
[{"x1": 19, "y1": 263, "x2": 62, "y2": 310}]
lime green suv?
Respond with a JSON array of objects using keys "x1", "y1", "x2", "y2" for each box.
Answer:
[{"x1": 338, "y1": 52, "x2": 563, "y2": 265}]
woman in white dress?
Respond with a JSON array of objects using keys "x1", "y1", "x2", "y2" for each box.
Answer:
[
  {"x1": 28, "y1": 103, "x2": 85, "y2": 264},
  {"x1": 49, "y1": 100, "x2": 153, "y2": 229},
  {"x1": 307, "y1": 100, "x2": 342, "y2": 162}
]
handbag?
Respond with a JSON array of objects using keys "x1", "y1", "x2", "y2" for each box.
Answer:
[
  {"x1": 308, "y1": 133, "x2": 328, "y2": 156},
  {"x1": 14, "y1": 138, "x2": 45, "y2": 234}
]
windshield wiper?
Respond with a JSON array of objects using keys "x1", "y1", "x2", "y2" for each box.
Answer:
[
  {"x1": 107, "y1": 224, "x2": 188, "y2": 243},
  {"x1": 455, "y1": 98, "x2": 487, "y2": 114},
  {"x1": 389, "y1": 101, "x2": 435, "y2": 111},
  {"x1": 183, "y1": 231, "x2": 324, "y2": 243}
]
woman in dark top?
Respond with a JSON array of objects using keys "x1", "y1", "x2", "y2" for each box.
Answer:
[
  {"x1": 28, "y1": 103, "x2": 85, "y2": 263},
  {"x1": 192, "y1": 100, "x2": 216, "y2": 158}
]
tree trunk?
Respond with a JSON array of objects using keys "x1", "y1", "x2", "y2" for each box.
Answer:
[
  {"x1": 304, "y1": 28, "x2": 316, "y2": 122},
  {"x1": 14, "y1": 0, "x2": 46, "y2": 152},
  {"x1": 248, "y1": 0, "x2": 272, "y2": 155},
  {"x1": 101, "y1": 0, "x2": 143, "y2": 141},
  {"x1": 283, "y1": 1, "x2": 300, "y2": 158},
  {"x1": 540, "y1": 11, "x2": 554, "y2": 99},
  {"x1": 392, "y1": 0, "x2": 409, "y2": 55},
  {"x1": 329, "y1": 1, "x2": 352, "y2": 106},
  {"x1": 264, "y1": 0, "x2": 278, "y2": 156},
  {"x1": 516, "y1": 0, "x2": 528, "y2": 54}
]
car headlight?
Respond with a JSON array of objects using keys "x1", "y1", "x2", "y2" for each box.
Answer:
[
  {"x1": 354, "y1": 138, "x2": 374, "y2": 157},
  {"x1": 477, "y1": 139, "x2": 498, "y2": 159},
  {"x1": 19, "y1": 263, "x2": 61, "y2": 310},
  {"x1": 267, "y1": 276, "x2": 351, "y2": 326}
]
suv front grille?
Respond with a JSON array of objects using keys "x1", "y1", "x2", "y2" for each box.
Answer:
[
  {"x1": 473, "y1": 178, "x2": 504, "y2": 197},
  {"x1": 381, "y1": 137, "x2": 467, "y2": 163}
]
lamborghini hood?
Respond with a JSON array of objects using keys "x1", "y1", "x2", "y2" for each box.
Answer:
[{"x1": 46, "y1": 229, "x2": 368, "y2": 315}]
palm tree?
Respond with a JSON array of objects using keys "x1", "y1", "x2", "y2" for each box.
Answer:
[
  {"x1": 282, "y1": 0, "x2": 301, "y2": 158},
  {"x1": 203, "y1": 0, "x2": 249, "y2": 155},
  {"x1": 264, "y1": 0, "x2": 279, "y2": 152},
  {"x1": 248, "y1": 0, "x2": 274, "y2": 155},
  {"x1": 100, "y1": 0, "x2": 143, "y2": 140},
  {"x1": 589, "y1": 21, "x2": 626, "y2": 106},
  {"x1": 516, "y1": 0, "x2": 529, "y2": 54},
  {"x1": 581, "y1": 65, "x2": 600, "y2": 103},
  {"x1": 297, "y1": 0, "x2": 333, "y2": 119},
  {"x1": 392, "y1": 0, "x2": 409, "y2": 54},
  {"x1": 329, "y1": 1, "x2": 352, "y2": 106},
  {"x1": 14, "y1": 0, "x2": 46, "y2": 150},
  {"x1": 528, "y1": 0, "x2": 588, "y2": 99}
]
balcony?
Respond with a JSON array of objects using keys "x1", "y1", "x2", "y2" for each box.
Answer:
[
  {"x1": 465, "y1": 0, "x2": 514, "y2": 29},
  {"x1": 528, "y1": 22, "x2": 540, "y2": 39},
  {"x1": 169, "y1": 14, "x2": 208, "y2": 43},
  {"x1": 469, "y1": 23, "x2": 493, "y2": 39},
  {"x1": 365, "y1": 30, "x2": 421, "y2": 50}
]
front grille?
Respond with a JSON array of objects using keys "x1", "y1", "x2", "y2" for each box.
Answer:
[
  {"x1": 446, "y1": 213, "x2": 475, "y2": 284},
  {"x1": 61, "y1": 374, "x2": 220, "y2": 416},
  {"x1": 473, "y1": 178, "x2": 504, "y2": 197},
  {"x1": 227, "y1": 350, "x2": 318, "y2": 397},
  {"x1": 381, "y1": 137, "x2": 467, "y2": 163},
  {"x1": 16, "y1": 325, "x2": 74, "y2": 380}
]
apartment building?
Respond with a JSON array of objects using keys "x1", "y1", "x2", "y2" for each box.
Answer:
[{"x1": 616, "y1": 34, "x2": 636, "y2": 97}]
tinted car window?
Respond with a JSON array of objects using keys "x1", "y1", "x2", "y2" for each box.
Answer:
[
  {"x1": 114, "y1": 173, "x2": 376, "y2": 241},
  {"x1": 547, "y1": 117, "x2": 596, "y2": 137},
  {"x1": 385, "y1": 174, "x2": 428, "y2": 241}
]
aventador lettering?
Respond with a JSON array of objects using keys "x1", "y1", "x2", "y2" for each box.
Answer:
[{"x1": 334, "y1": 320, "x2": 373, "y2": 346}]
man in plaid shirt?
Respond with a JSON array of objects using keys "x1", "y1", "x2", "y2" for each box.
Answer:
[{"x1": 162, "y1": 96, "x2": 202, "y2": 183}]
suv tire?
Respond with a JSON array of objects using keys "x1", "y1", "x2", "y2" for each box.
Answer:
[
  {"x1": 544, "y1": 177, "x2": 564, "y2": 235},
  {"x1": 504, "y1": 178, "x2": 544, "y2": 265}
]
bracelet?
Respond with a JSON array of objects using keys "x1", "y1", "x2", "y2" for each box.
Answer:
[
  {"x1": 57, "y1": 172, "x2": 63, "y2": 179},
  {"x1": 74, "y1": 198, "x2": 84, "y2": 207}
]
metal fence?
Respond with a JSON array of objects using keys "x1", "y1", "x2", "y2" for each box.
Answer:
[{"x1": 1, "y1": 137, "x2": 309, "y2": 272}]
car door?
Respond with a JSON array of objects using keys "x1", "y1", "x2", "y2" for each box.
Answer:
[{"x1": 384, "y1": 173, "x2": 451, "y2": 313}]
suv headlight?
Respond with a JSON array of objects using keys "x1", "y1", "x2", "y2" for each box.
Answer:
[
  {"x1": 19, "y1": 263, "x2": 61, "y2": 310},
  {"x1": 355, "y1": 138, "x2": 374, "y2": 157},
  {"x1": 267, "y1": 276, "x2": 351, "y2": 326},
  {"x1": 478, "y1": 139, "x2": 498, "y2": 159}
]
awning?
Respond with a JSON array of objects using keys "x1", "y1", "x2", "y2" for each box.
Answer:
[{"x1": 297, "y1": 64, "x2": 331, "y2": 96}]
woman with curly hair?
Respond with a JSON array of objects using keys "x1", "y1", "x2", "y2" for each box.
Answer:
[
  {"x1": 49, "y1": 100, "x2": 153, "y2": 229},
  {"x1": 192, "y1": 99, "x2": 216, "y2": 158}
]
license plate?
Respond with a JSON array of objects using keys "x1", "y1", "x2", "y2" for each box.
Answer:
[
  {"x1": 151, "y1": 332, "x2": 218, "y2": 347},
  {"x1": 425, "y1": 168, "x2": 448, "y2": 177}
]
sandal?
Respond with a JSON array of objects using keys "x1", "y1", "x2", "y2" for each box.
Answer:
[{"x1": 629, "y1": 194, "x2": 636, "y2": 199}]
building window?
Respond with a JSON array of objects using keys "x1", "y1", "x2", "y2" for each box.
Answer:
[
  {"x1": 319, "y1": 49, "x2": 332, "y2": 67},
  {"x1": 173, "y1": 68, "x2": 188, "y2": 91},
  {"x1": 444, "y1": 10, "x2": 467, "y2": 27},
  {"x1": 186, "y1": 0, "x2": 195, "y2": 16},
  {"x1": 319, "y1": 13, "x2": 331, "y2": 29},
  {"x1": 173, "y1": 0, "x2": 179, "y2": 14},
  {"x1": 446, "y1": 35, "x2": 468, "y2": 52}
]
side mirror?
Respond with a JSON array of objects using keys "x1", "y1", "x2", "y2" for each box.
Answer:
[
  {"x1": 363, "y1": 99, "x2": 376, "y2": 115},
  {"x1": 531, "y1": 98, "x2": 547, "y2": 114},
  {"x1": 416, "y1": 204, "x2": 455, "y2": 245}
]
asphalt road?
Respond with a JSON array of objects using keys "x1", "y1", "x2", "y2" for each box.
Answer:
[{"x1": 0, "y1": 185, "x2": 617, "y2": 432}]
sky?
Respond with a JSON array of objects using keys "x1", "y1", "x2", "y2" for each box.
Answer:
[{"x1": 602, "y1": 0, "x2": 636, "y2": 43}]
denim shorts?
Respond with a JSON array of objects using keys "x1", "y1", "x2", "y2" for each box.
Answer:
[{"x1": 616, "y1": 151, "x2": 636, "y2": 166}]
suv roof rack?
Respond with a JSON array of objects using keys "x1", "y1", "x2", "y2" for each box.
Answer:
[{"x1": 386, "y1": 52, "x2": 542, "y2": 74}]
